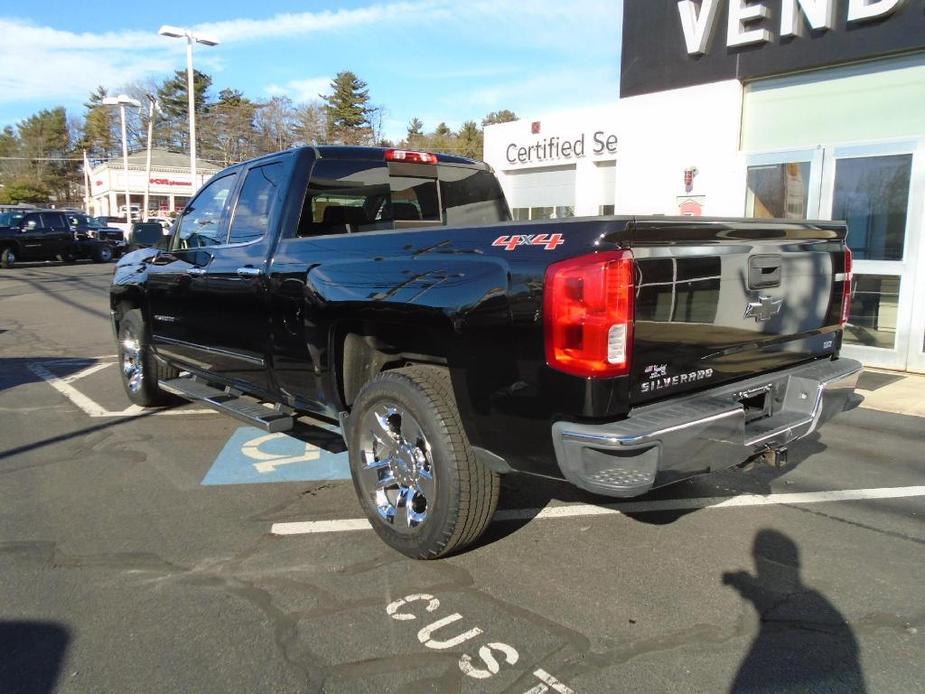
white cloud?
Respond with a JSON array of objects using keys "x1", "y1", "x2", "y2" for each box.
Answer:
[
  {"x1": 194, "y1": 2, "x2": 439, "y2": 44},
  {"x1": 0, "y1": 18, "x2": 175, "y2": 104},
  {"x1": 265, "y1": 77, "x2": 332, "y2": 103}
]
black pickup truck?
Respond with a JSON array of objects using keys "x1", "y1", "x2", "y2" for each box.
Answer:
[
  {"x1": 110, "y1": 146, "x2": 861, "y2": 558},
  {"x1": 0, "y1": 209, "x2": 115, "y2": 267}
]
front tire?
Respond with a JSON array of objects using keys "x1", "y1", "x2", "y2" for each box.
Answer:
[
  {"x1": 92, "y1": 244, "x2": 113, "y2": 263},
  {"x1": 348, "y1": 366, "x2": 499, "y2": 559},
  {"x1": 117, "y1": 308, "x2": 178, "y2": 406},
  {"x1": 1, "y1": 248, "x2": 16, "y2": 268}
]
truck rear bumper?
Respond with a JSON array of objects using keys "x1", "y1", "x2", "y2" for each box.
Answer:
[{"x1": 551, "y1": 358, "x2": 862, "y2": 498}]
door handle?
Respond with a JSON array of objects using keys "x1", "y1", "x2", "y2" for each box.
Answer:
[
  {"x1": 236, "y1": 266, "x2": 262, "y2": 278},
  {"x1": 187, "y1": 267, "x2": 206, "y2": 276}
]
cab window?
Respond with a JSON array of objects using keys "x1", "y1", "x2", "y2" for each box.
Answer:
[
  {"x1": 172, "y1": 173, "x2": 238, "y2": 249},
  {"x1": 42, "y1": 213, "x2": 67, "y2": 230},
  {"x1": 228, "y1": 162, "x2": 285, "y2": 245}
]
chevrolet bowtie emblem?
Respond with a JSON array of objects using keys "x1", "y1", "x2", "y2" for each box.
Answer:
[{"x1": 744, "y1": 295, "x2": 783, "y2": 322}]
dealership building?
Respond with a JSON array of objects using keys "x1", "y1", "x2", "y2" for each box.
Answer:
[
  {"x1": 88, "y1": 149, "x2": 220, "y2": 218},
  {"x1": 484, "y1": 0, "x2": 925, "y2": 373}
]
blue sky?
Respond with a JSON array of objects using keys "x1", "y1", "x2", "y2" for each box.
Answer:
[{"x1": 0, "y1": 0, "x2": 623, "y2": 144}]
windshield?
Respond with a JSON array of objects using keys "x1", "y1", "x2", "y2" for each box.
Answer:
[{"x1": 0, "y1": 211, "x2": 24, "y2": 227}]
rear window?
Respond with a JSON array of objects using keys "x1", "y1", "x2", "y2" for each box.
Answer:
[
  {"x1": 298, "y1": 160, "x2": 391, "y2": 237},
  {"x1": 438, "y1": 165, "x2": 510, "y2": 225},
  {"x1": 296, "y1": 156, "x2": 510, "y2": 237}
]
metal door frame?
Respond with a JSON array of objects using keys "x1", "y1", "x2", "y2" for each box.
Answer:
[{"x1": 818, "y1": 139, "x2": 924, "y2": 372}]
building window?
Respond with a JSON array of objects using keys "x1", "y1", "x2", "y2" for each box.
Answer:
[
  {"x1": 599, "y1": 205, "x2": 615, "y2": 216},
  {"x1": 512, "y1": 208, "x2": 529, "y2": 221},
  {"x1": 844, "y1": 275, "x2": 900, "y2": 350},
  {"x1": 833, "y1": 154, "x2": 912, "y2": 261},
  {"x1": 746, "y1": 162, "x2": 810, "y2": 219}
]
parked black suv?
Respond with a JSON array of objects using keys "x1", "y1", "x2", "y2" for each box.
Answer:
[{"x1": 0, "y1": 209, "x2": 114, "y2": 268}]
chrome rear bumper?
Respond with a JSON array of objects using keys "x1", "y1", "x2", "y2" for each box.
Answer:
[{"x1": 551, "y1": 358, "x2": 862, "y2": 497}]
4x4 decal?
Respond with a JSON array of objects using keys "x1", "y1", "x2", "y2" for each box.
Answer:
[{"x1": 492, "y1": 233, "x2": 564, "y2": 251}]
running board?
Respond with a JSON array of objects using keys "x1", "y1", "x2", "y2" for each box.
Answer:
[{"x1": 159, "y1": 377, "x2": 293, "y2": 433}]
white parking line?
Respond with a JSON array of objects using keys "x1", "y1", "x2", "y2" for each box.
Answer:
[
  {"x1": 28, "y1": 360, "x2": 214, "y2": 418},
  {"x1": 270, "y1": 485, "x2": 925, "y2": 536}
]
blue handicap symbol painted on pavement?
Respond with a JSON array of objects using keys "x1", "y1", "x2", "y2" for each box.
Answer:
[{"x1": 202, "y1": 426, "x2": 351, "y2": 485}]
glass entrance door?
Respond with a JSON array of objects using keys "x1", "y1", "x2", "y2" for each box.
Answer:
[{"x1": 819, "y1": 143, "x2": 923, "y2": 371}]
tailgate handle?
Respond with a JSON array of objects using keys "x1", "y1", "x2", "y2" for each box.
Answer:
[{"x1": 748, "y1": 255, "x2": 781, "y2": 289}]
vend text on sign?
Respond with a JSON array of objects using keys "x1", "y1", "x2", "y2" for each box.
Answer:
[
  {"x1": 620, "y1": 0, "x2": 923, "y2": 97},
  {"x1": 506, "y1": 131, "x2": 618, "y2": 165},
  {"x1": 679, "y1": 0, "x2": 910, "y2": 53}
]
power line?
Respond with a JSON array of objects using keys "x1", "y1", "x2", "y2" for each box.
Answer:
[{"x1": 0, "y1": 156, "x2": 88, "y2": 162}]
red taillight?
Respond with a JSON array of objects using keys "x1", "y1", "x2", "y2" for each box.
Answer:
[
  {"x1": 544, "y1": 250, "x2": 635, "y2": 378},
  {"x1": 385, "y1": 149, "x2": 438, "y2": 164},
  {"x1": 840, "y1": 246, "x2": 853, "y2": 327}
]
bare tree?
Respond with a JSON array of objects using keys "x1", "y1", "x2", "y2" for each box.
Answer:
[
  {"x1": 293, "y1": 101, "x2": 327, "y2": 146},
  {"x1": 255, "y1": 96, "x2": 297, "y2": 154}
]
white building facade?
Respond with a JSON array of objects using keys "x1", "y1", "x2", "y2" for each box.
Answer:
[
  {"x1": 89, "y1": 149, "x2": 220, "y2": 218},
  {"x1": 483, "y1": 0, "x2": 925, "y2": 373}
]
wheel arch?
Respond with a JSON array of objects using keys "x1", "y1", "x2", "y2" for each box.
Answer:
[{"x1": 334, "y1": 318, "x2": 512, "y2": 475}]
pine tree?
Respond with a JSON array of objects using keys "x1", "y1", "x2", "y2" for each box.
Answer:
[
  {"x1": 81, "y1": 86, "x2": 116, "y2": 159},
  {"x1": 201, "y1": 89, "x2": 259, "y2": 166},
  {"x1": 406, "y1": 118, "x2": 424, "y2": 142},
  {"x1": 17, "y1": 107, "x2": 74, "y2": 202},
  {"x1": 322, "y1": 71, "x2": 373, "y2": 145},
  {"x1": 457, "y1": 121, "x2": 483, "y2": 159},
  {"x1": 156, "y1": 69, "x2": 213, "y2": 150}
]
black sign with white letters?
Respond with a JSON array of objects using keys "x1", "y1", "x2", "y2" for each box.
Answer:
[{"x1": 620, "y1": 0, "x2": 925, "y2": 98}]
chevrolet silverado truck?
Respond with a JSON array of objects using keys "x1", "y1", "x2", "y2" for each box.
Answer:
[{"x1": 109, "y1": 146, "x2": 861, "y2": 558}]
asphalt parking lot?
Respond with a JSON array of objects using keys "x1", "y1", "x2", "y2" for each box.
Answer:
[{"x1": 1, "y1": 262, "x2": 923, "y2": 694}]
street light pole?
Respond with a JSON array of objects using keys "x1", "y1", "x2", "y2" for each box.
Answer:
[
  {"x1": 143, "y1": 95, "x2": 160, "y2": 221},
  {"x1": 102, "y1": 95, "x2": 141, "y2": 223},
  {"x1": 119, "y1": 101, "x2": 130, "y2": 223},
  {"x1": 158, "y1": 25, "x2": 219, "y2": 196},
  {"x1": 185, "y1": 35, "x2": 197, "y2": 191}
]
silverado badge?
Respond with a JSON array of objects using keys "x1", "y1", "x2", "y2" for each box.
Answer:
[{"x1": 744, "y1": 295, "x2": 783, "y2": 322}]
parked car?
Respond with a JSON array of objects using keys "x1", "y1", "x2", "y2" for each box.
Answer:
[
  {"x1": 110, "y1": 146, "x2": 860, "y2": 558},
  {"x1": 66, "y1": 213, "x2": 128, "y2": 254},
  {"x1": 0, "y1": 209, "x2": 114, "y2": 267},
  {"x1": 146, "y1": 217, "x2": 173, "y2": 231}
]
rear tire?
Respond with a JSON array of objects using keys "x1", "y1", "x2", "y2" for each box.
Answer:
[
  {"x1": 1, "y1": 248, "x2": 16, "y2": 268},
  {"x1": 347, "y1": 365, "x2": 500, "y2": 559},
  {"x1": 117, "y1": 308, "x2": 178, "y2": 406}
]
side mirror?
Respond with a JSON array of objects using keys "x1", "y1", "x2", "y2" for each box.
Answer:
[{"x1": 154, "y1": 236, "x2": 170, "y2": 251}]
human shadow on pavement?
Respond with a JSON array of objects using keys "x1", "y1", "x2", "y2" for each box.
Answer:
[
  {"x1": 723, "y1": 529, "x2": 865, "y2": 693},
  {"x1": 0, "y1": 621, "x2": 70, "y2": 694}
]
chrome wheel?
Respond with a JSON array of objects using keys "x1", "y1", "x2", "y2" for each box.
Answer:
[
  {"x1": 121, "y1": 332, "x2": 144, "y2": 394},
  {"x1": 357, "y1": 403, "x2": 435, "y2": 531}
]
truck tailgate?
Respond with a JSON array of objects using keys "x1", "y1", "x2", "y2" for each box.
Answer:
[{"x1": 629, "y1": 219, "x2": 849, "y2": 404}]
